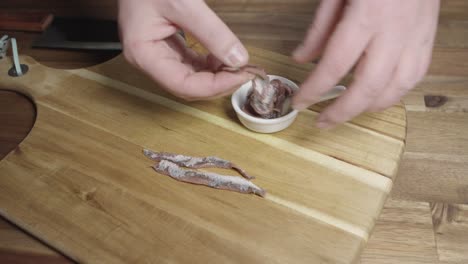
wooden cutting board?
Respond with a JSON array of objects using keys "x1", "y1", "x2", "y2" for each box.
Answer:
[{"x1": 0, "y1": 46, "x2": 406, "y2": 263}]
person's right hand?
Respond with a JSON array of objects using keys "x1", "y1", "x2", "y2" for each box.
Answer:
[
  {"x1": 291, "y1": 0, "x2": 439, "y2": 129},
  {"x1": 118, "y1": 0, "x2": 252, "y2": 100}
]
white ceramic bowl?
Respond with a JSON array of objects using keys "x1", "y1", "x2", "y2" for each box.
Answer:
[{"x1": 231, "y1": 75, "x2": 346, "y2": 133}]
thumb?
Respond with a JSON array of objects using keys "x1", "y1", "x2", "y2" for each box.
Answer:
[{"x1": 167, "y1": 1, "x2": 249, "y2": 68}]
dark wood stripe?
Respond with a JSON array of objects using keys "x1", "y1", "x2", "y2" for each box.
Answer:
[{"x1": 0, "y1": 249, "x2": 74, "y2": 264}]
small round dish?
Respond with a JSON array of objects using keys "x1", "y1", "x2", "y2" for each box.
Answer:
[
  {"x1": 231, "y1": 75, "x2": 298, "y2": 133},
  {"x1": 231, "y1": 75, "x2": 346, "y2": 133}
]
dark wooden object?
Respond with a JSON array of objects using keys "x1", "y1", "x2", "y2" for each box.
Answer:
[{"x1": 0, "y1": 11, "x2": 53, "y2": 32}]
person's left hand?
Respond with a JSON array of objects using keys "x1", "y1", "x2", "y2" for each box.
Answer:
[{"x1": 118, "y1": 0, "x2": 253, "y2": 101}]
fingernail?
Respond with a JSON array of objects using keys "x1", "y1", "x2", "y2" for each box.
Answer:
[{"x1": 226, "y1": 43, "x2": 248, "y2": 68}]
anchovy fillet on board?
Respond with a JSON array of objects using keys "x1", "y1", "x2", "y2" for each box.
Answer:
[
  {"x1": 153, "y1": 160, "x2": 265, "y2": 197},
  {"x1": 143, "y1": 149, "x2": 265, "y2": 197},
  {"x1": 143, "y1": 149, "x2": 254, "y2": 179}
]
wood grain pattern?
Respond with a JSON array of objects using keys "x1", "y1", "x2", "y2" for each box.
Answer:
[
  {"x1": 0, "y1": 218, "x2": 59, "y2": 256},
  {"x1": 0, "y1": 50, "x2": 405, "y2": 263},
  {"x1": 432, "y1": 203, "x2": 468, "y2": 262},
  {"x1": 0, "y1": 250, "x2": 72, "y2": 264},
  {"x1": 0, "y1": 198, "x2": 451, "y2": 264},
  {"x1": 393, "y1": 77, "x2": 468, "y2": 202},
  {"x1": 360, "y1": 199, "x2": 439, "y2": 264}
]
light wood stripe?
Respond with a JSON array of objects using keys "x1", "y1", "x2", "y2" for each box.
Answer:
[
  {"x1": 405, "y1": 105, "x2": 427, "y2": 112},
  {"x1": 299, "y1": 110, "x2": 405, "y2": 145},
  {"x1": 68, "y1": 69, "x2": 393, "y2": 193},
  {"x1": 405, "y1": 152, "x2": 468, "y2": 162},
  {"x1": 266, "y1": 194, "x2": 369, "y2": 240}
]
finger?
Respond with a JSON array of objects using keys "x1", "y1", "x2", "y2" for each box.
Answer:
[
  {"x1": 182, "y1": 71, "x2": 251, "y2": 100},
  {"x1": 367, "y1": 49, "x2": 420, "y2": 111},
  {"x1": 292, "y1": 9, "x2": 372, "y2": 111},
  {"x1": 168, "y1": 33, "x2": 207, "y2": 71},
  {"x1": 369, "y1": 1, "x2": 439, "y2": 111},
  {"x1": 369, "y1": 35, "x2": 434, "y2": 111},
  {"x1": 293, "y1": 0, "x2": 345, "y2": 63},
  {"x1": 156, "y1": 35, "x2": 223, "y2": 74},
  {"x1": 206, "y1": 54, "x2": 224, "y2": 71},
  {"x1": 166, "y1": 1, "x2": 249, "y2": 68},
  {"x1": 133, "y1": 42, "x2": 252, "y2": 100},
  {"x1": 118, "y1": 0, "x2": 179, "y2": 44},
  {"x1": 315, "y1": 35, "x2": 403, "y2": 128}
]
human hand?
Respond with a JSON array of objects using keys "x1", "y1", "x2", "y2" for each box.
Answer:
[
  {"x1": 118, "y1": 0, "x2": 252, "y2": 100},
  {"x1": 292, "y1": 0, "x2": 440, "y2": 129}
]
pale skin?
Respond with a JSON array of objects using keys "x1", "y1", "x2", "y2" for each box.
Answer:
[{"x1": 118, "y1": 0, "x2": 440, "y2": 129}]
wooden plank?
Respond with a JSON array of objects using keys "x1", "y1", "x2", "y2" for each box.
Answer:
[
  {"x1": 0, "y1": 249, "x2": 72, "y2": 264},
  {"x1": 394, "y1": 151, "x2": 468, "y2": 203},
  {"x1": 4, "y1": 199, "x2": 460, "y2": 264},
  {"x1": 208, "y1": 0, "x2": 319, "y2": 13},
  {"x1": 309, "y1": 101, "x2": 406, "y2": 141},
  {"x1": 1, "y1": 105, "x2": 366, "y2": 263},
  {"x1": 7, "y1": 198, "x2": 468, "y2": 264},
  {"x1": 438, "y1": 0, "x2": 468, "y2": 20},
  {"x1": 404, "y1": 112, "x2": 468, "y2": 157},
  {"x1": 405, "y1": 76, "x2": 468, "y2": 113},
  {"x1": 402, "y1": 84, "x2": 468, "y2": 204},
  {"x1": 392, "y1": 112, "x2": 468, "y2": 203},
  {"x1": 432, "y1": 203, "x2": 468, "y2": 262},
  {"x1": 392, "y1": 74, "x2": 468, "y2": 203},
  {"x1": 360, "y1": 199, "x2": 440, "y2": 264},
  {"x1": 218, "y1": 13, "x2": 309, "y2": 42},
  {"x1": 430, "y1": 48, "x2": 468, "y2": 77},
  {"x1": 435, "y1": 19, "x2": 468, "y2": 49}
]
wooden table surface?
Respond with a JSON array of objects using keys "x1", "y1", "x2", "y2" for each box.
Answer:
[{"x1": 0, "y1": 0, "x2": 467, "y2": 263}]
